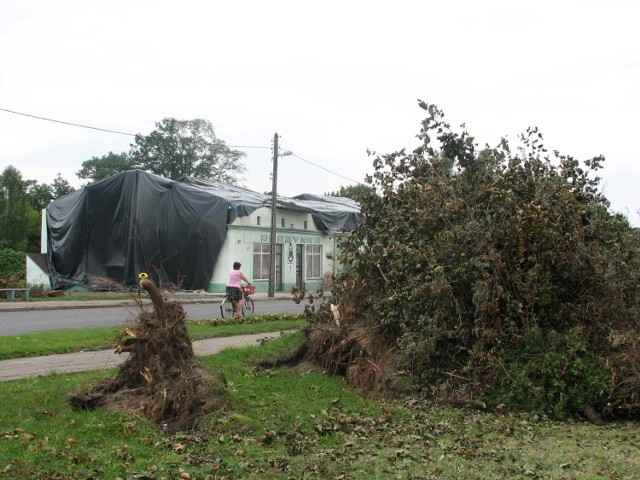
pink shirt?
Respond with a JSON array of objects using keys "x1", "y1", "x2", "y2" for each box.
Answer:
[{"x1": 227, "y1": 269, "x2": 243, "y2": 288}]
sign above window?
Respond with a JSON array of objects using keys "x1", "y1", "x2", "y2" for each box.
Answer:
[{"x1": 260, "y1": 234, "x2": 321, "y2": 245}]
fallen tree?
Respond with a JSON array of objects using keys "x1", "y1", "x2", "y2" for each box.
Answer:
[
  {"x1": 300, "y1": 102, "x2": 640, "y2": 421},
  {"x1": 68, "y1": 278, "x2": 227, "y2": 432}
]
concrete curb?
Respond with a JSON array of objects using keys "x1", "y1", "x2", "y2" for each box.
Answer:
[{"x1": 0, "y1": 293, "x2": 293, "y2": 313}]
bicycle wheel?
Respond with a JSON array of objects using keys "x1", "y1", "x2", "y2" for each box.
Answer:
[
  {"x1": 242, "y1": 297, "x2": 255, "y2": 317},
  {"x1": 220, "y1": 297, "x2": 235, "y2": 318}
]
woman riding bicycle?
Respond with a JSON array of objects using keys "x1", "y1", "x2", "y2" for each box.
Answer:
[{"x1": 226, "y1": 261, "x2": 252, "y2": 319}]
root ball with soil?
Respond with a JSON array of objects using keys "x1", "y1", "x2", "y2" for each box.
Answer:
[{"x1": 68, "y1": 278, "x2": 227, "y2": 432}]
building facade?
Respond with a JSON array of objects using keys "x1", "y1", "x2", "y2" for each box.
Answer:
[
  {"x1": 210, "y1": 206, "x2": 343, "y2": 293},
  {"x1": 34, "y1": 171, "x2": 357, "y2": 293}
]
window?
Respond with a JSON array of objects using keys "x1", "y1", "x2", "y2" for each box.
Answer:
[
  {"x1": 281, "y1": 218, "x2": 285, "y2": 228},
  {"x1": 306, "y1": 245, "x2": 322, "y2": 278},
  {"x1": 304, "y1": 220, "x2": 308, "y2": 229},
  {"x1": 256, "y1": 216, "x2": 261, "y2": 226},
  {"x1": 253, "y1": 243, "x2": 271, "y2": 280}
]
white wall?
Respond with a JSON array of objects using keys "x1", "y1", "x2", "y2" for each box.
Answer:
[
  {"x1": 208, "y1": 207, "x2": 340, "y2": 292},
  {"x1": 26, "y1": 256, "x2": 51, "y2": 289},
  {"x1": 40, "y1": 209, "x2": 47, "y2": 254}
]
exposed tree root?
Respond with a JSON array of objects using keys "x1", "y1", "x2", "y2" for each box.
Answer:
[
  {"x1": 302, "y1": 321, "x2": 396, "y2": 397},
  {"x1": 68, "y1": 278, "x2": 227, "y2": 432},
  {"x1": 294, "y1": 278, "x2": 397, "y2": 397}
]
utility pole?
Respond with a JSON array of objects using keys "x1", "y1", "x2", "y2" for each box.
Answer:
[{"x1": 268, "y1": 133, "x2": 278, "y2": 298}]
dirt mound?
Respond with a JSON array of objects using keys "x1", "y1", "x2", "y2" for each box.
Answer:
[{"x1": 68, "y1": 278, "x2": 227, "y2": 432}]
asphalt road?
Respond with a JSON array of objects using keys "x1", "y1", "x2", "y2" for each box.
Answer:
[{"x1": 0, "y1": 299, "x2": 307, "y2": 336}]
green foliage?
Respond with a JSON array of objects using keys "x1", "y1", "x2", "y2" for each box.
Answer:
[
  {"x1": 326, "y1": 183, "x2": 376, "y2": 202},
  {"x1": 1, "y1": 338, "x2": 639, "y2": 478},
  {"x1": 50, "y1": 172, "x2": 74, "y2": 197},
  {"x1": 77, "y1": 119, "x2": 247, "y2": 184},
  {"x1": 131, "y1": 118, "x2": 247, "y2": 182},
  {"x1": 0, "y1": 248, "x2": 25, "y2": 284},
  {"x1": 76, "y1": 151, "x2": 135, "y2": 182},
  {"x1": 493, "y1": 328, "x2": 612, "y2": 419},
  {"x1": 26, "y1": 173, "x2": 75, "y2": 207},
  {"x1": 333, "y1": 102, "x2": 640, "y2": 419},
  {"x1": 25, "y1": 181, "x2": 53, "y2": 210},
  {"x1": 0, "y1": 166, "x2": 31, "y2": 251},
  {"x1": 192, "y1": 312, "x2": 306, "y2": 327},
  {"x1": 1, "y1": 167, "x2": 69, "y2": 253},
  {"x1": 25, "y1": 209, "x2": 41, "y2": 253}
]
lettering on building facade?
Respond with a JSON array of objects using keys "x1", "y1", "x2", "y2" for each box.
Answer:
[{"x1": 260, "y1": 234, "x2": 321, "y2": 245}]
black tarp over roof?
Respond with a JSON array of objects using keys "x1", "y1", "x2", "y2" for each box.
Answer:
[
  {"x1": 178, "y1": 177, "x2": 361, "y2": 234},
  {"x1": 46, "y1": 170, "x2": 360, "y2": 290},
  {"x1": 292, "y1": 193, "x2": 361, "y2": 233}
]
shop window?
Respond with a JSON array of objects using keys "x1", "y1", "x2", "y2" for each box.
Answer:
[
  {"x1": 306, "y1": 245, "x2": 322, "y2": 279},
  {"x1": 253, "y1": 243, "x2": 271, "y2": 280}
]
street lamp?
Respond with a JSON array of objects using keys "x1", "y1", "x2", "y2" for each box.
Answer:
[{"x1": 268, "y1": 134, "x2": 292, "y2": 298}]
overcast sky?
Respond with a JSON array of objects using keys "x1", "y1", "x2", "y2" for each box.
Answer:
[{"x1": 1, "y1": 0, "x2": 639, "y2": 225}]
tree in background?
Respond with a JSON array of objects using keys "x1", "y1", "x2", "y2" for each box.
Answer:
[
  {"x1": 0, "y1": 166, "x2": 31, "y2": 252},
  {"x1": 25, "y1": 209, "x2": 41, "y2": 254},
  {"x1": 51, "y1": 173, "x2": 75, "y2": 198},
  {"x1": 325, "y1": 183, "x2": 376, "y2": 202},
  {"x1": 76, "y1": 152, "x2": 136, "y2": 183},
  {"x1": 25, "y1": 181, "x2": 53, "y2": 211},
  {"x1": 131, "y1": 118, "x2": 246, "y2": 182},
  {"x1": 77, "y1": 118, "x2": 246, "y2": 184},
  {"x1": 26, "y1": 173, "x2": 75, "y2": 210},
  {"x1": 2, "y1": 168, "x2": 74, "y2": 253}
]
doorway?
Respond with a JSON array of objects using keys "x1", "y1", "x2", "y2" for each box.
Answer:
[
  {"x1": 295, "y1": 244, "x2": 304, "y2": 289},
  {"x1": 275, "y1": 244, "x2": 283, "y2": 291}
]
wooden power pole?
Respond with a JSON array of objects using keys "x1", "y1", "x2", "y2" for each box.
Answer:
[{"x1": 268, "y1": 133, "x2": 278, "y2": 298}]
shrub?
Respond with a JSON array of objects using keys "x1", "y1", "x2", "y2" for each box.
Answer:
[
  {"x1": 0, "y1": 248, "x2": 25, "y2": 286},
  {"x1": 314, "y1": 102, "x2": 640, "y2": 420},
  {"x1": 493, "y1": 328, "x2": 612, "y2": 419}
]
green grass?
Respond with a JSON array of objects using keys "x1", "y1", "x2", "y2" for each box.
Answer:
[
  {"x1": 0, "y1": 315, "x2": 308, "y2": 359},
  {"x1": 0, "y1": 327, "x2": 122, "y2": 359},
  {"x1": 38, "y1": 294, "x2": 132, "y2": 301},
  {"x1": 1, "y1": 333, "x2": 639, "y2": 479},
  {"x1": 0, "y1": 293, "x2": 134, "y2": 302}
]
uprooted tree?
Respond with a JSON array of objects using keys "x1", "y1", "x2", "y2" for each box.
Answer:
[
  {"x1": 68, "y1": 278, "x2": 227, "y2": 432},
  {"x1": 303, "y1": 102, "x2": 640, "y2": 421}
]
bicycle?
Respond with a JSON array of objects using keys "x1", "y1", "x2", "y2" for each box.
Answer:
[{"x1": 220, "y1": 284, "x2": 255, "y2": 318}]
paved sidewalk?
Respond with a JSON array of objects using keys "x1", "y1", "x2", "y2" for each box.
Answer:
[{"x1": 0, "y1": 331, "x2": 291, "y2": 382}]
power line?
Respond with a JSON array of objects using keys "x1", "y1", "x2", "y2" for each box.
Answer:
[
  {"x1": 0, "y1": 107, "x2": 137, "y2": 136},
  {"x1": 283, "y1": 149, "x2": 363, "y2": 185},
  {"x1": 0, "y1": 106, "x2": 274, "y2": 151},
  {"x1": 227, "y1": 145, "x2": 271, "y2": 150},
  {"x1": 0, "y1": 106, "x2": 362, "y2": 184}
]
